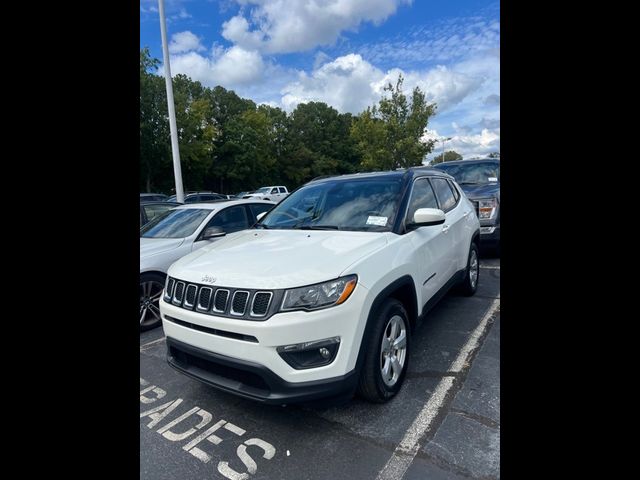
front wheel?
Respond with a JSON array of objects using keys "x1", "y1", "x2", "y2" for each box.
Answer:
[
  {"x1": 357, "y1": 299, "x2": 410, "y2": 403},
  {"x1": 459, "y1": 242, "x2": 479, "y2": 296},
  {"x1": 140, "y1": 272, "x2": 165, "y2": 331}
]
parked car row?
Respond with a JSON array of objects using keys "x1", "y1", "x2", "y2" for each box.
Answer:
[
  {"x1": 140, "y1": 199, "x2": 275, "y2": 330},
  {"x1": 432, "y1": 158, "x2": 500, "y2": 252}
]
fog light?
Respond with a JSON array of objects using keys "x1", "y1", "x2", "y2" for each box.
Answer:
[
  {"x1": 277, "y1": 337, "x2": 340, "y2": 369},
  {"x1": 480, "y1": 226, "x2": 496, "y2": 234}
]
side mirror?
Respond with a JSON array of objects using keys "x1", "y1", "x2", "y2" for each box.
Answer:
[
  {"x1": 409, "y1": 208, "x2": 446, "y2": 228},
  {"x1": 202, "y1": 226, "x2": 226, "y2": 240},
  {"x1": 256, "y1": 212, "x2": 267, "y2": 221}
]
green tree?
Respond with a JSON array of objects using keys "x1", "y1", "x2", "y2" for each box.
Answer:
[
  {"x1": 351, "y1": 75, "x2": 436, "y2": 171},
  {"x1": 487, "y1": 151, "x2": 500, "y2": 158},
  {"x1": 431, "y1": 150, "x2": 463, "y2": 165},
  {"x1": 140, "y1": 48, "x2": 171, "y2": 192},
  {"x1": 283, "y1": 102, "x2": 359, "y2": 186}
]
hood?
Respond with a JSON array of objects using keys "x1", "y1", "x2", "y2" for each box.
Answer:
[
  {"x1": 168, "y1": 229, "x2": 388, "y2": 289},
  {"x1": 459, "y1": 182, "x2": 500, "y2": 200},
  {"x1": 140, "y1": 237, "x2": 185, "y2": 259}
]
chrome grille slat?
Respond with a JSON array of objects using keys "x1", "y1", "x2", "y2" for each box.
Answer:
[
  {"x1": 250, "y1": 292, "x2": 272, "y2": 317},
  {"x1": 183, "y1": 284, "x2": 198, "y2": 309},
  {"x1": 197, "y1": 287, "x2": 213, "y2": 312},
  {"x1": 213, "y1": 289, "x2": 230, "y2": 313},
  {"x1": 231, "y1": 291, "x2": 250, "y2": 316},
  {"x1": 172, "y1": 282, "x2": 186, "y2": 305},
  {"x1": 164, "y1": 277, "x2": 175, "y2": 302}
]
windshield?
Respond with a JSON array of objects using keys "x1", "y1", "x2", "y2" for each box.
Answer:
[
  {"x1": 256, "y1": 187, "x2": 271, "y2": 194},
  {"x1": 435, "y1": 162, "x2": 500, "y2": 185},
  {"x1": 259, "y1": 178, "x2": 403, "y2": 232},
  {"x1": 140, "y1": 208, "x2": 211, "y2": 238}
]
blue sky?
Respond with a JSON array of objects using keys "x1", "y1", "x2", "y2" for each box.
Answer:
[{"x1": 140, "y1": 0, "x2": 500, "y2": 159}]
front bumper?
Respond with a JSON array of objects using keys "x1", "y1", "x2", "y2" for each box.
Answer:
[
  {"x1": 166, "y1": 337, "x2": 358, "y2": 404},
  {"x1": 159, "y1": 282, "x2": 370, "y2": 398},
  {"x1": 479, "y1": 224, "x2": 500, "y2": 246}
]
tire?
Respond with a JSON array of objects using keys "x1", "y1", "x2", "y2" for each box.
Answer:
[
  {"x1": 140, "y1": 272, "x2": 166, "y2": 331},
  {"x1": 459, "y1": 242, "x2": 480, "y2": 296},
  {"x1": 357, "y1": 298, "x2": 411, "y2": 403},
  {"x1": 263, "y1": 198, "x2": 270, "y2": 201}
]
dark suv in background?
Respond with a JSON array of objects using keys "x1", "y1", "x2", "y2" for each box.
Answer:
[
  {"x1": 166, "y1": 192, "x2": 230, "y2": 203},
  {"x1": 433, "y1": 158, "x2": 500, "y2": 253}
]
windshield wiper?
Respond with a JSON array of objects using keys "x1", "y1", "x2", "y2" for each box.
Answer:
[
  {"x1": 292, "y1": 225, "x2": 341, "y2": 230},
  {"x1": 458, "y1": 181, "x2": 480, "y2": 185},
  {"x1": 254, "y1": 223, "x2": 269, "y2": 229}
]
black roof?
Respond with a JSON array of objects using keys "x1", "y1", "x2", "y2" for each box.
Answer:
[
  {"x1": 431, "y1": 158, "x2": 499, "y2": 167},
  {"x1": 139, "y1": 201, "x2": 182, "y2": 206},
  {"x1": 308, "y1": 166, "x2": 453, "y2": 185}
]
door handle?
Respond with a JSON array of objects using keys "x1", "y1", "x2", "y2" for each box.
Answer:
[
  {"x1": 462, "y1": 210, "x2": 469, "y2": 217},
  {"x1": 442, "y1": 224, "x2": 450, "y2": 233}
]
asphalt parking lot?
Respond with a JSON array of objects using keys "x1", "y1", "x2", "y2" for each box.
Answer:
[{"x1": 140, "y1": 255, "x2": 500, "y2": 480}]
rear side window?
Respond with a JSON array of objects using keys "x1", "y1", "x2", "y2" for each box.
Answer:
[
  {"x1": 278, "y1": 187, "x2": 286, "y2": 193},
  {"x1": 249, "y1": 203, "x2": 271, "y2": 219},
  {"x1": 431, "y1": 178, "x2": 457, "y2": 212},
  {"x1": 206, "y1": 206, "x2": 249, "y2": 234},
  {"x1": 406, "y1": 178, "x2": 438, "y2": 222},
  {"x1": 448, "y1": 180, "x2": 460, "y2": 202}
]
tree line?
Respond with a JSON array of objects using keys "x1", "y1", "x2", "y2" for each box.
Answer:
[{"x1": 140, "y1": 48, "x2": 438, "y2": 194}]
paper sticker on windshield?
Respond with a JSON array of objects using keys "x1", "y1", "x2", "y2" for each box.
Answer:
[
  {"x1": 488, "y1": 177, "x2": 498, "y2": 182},
  {"x1": 366, "y1": 216, "x2": 388, "y2": 226}
]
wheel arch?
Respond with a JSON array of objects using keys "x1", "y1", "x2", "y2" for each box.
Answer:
[
  {"x1": 140, "y1": 270, "x2": 167, "y2": 280},
  {"x1": 354, "y1": 275, "x2": 418, "y2": 374}
]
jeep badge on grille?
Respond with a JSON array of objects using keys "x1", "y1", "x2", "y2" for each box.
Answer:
[{"x1": 202, "y1": 275, "x2": 217, "y2": 284}]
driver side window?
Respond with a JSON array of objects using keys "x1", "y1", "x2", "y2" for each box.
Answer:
[
  {"x1": 406, "y1": 178, "x2": 438, "y2": 224},
  {"x1": 205, "y1": 206, "x2": 249, "y2": 235}
]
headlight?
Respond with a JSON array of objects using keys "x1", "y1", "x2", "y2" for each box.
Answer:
[
  {"x1": 281, "y1": 275, "x2": 357, "y2": 311},
  {"x1": 478, "y1": 198, "x2": 498, "y2": 219}
]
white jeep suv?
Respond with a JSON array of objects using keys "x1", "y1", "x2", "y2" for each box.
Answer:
[{"x1": 160, "y1": 168, "x2": 480, "y2": 404}]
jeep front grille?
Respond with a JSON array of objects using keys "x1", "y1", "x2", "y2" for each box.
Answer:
[{"x1": 163, "y1": 277, "x2": 275, "y2": 321}]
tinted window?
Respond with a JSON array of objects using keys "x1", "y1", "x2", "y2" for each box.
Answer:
[
  {"x1": 144, "y1": 204, "x2": 175, "y2": 222},
  {"x1": 271, "y1": 188, "x2": 278, "y2": 194},
  {"x1": 406, "y1": 178, "x2": 438, "y2": 222},
  {"x1": 434, "y1": 161, "x2": 500, "y2": 185},
  {"x1": 261, "y1": 178, "x2": 403, "y2": 231},
  {"x1": 249, "y1": 203, "x2": 271, "y2": 219},
  {"x1": 141, "y1": 209, "x2": 210, "y2": 238},
  {"x1": 448, "y1": 180, "x2": 460, "y2": 202},
  {"x1": 278, "y1": 187, "x2": 286, "y2": 193},
  {"x1": 206, "y1": 206, "x2": 249, "y2": 234},
  {"x1": 200, "y1": 194, "x2": 221, "y2": 201},
  {"x1": 431, "y1": 178, "x2": 457, "y2": 212},
  {"x1": 184, "y1": 195, "x2": 199, "y2": 203}
]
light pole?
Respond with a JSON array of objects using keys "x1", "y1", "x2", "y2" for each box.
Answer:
[
  {"x1": 434, "y1": 137, "x2": 452, "y2": 164},
  {"x1": 158, "y1": 0, "x2": 185, "y2": 202}
]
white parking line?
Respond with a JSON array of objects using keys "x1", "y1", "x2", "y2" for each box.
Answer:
[
  {"x1": 140, "y1": 336, "x2": 166, "y2": 350},
  {"x1": 480, "y1": 265, "x2": 500, "y2": 270},
  {"x1": 375, "y1": 298, "x2": 500, "y2": 480}
]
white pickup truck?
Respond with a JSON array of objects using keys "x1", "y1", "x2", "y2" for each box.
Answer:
[{"x1": 243, "y1": 186, "x2": 289, "y2": 202}]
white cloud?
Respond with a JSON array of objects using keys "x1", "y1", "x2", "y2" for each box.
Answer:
[
  {"x1": 169, "y1": 31, "x2": 205, "y2": 54},
  {"x1": 423, "y1": 128, "x2": 500, "y2": 161},
  {"x1": 168, "y1": 45, "x2": 265, "y2": 87},
  {"x1": 280, "y1": 53, "x2": 485, "y2": 114},
  {"x1": 222, "y1": 0, "x2": 411, "y2": 54}
]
